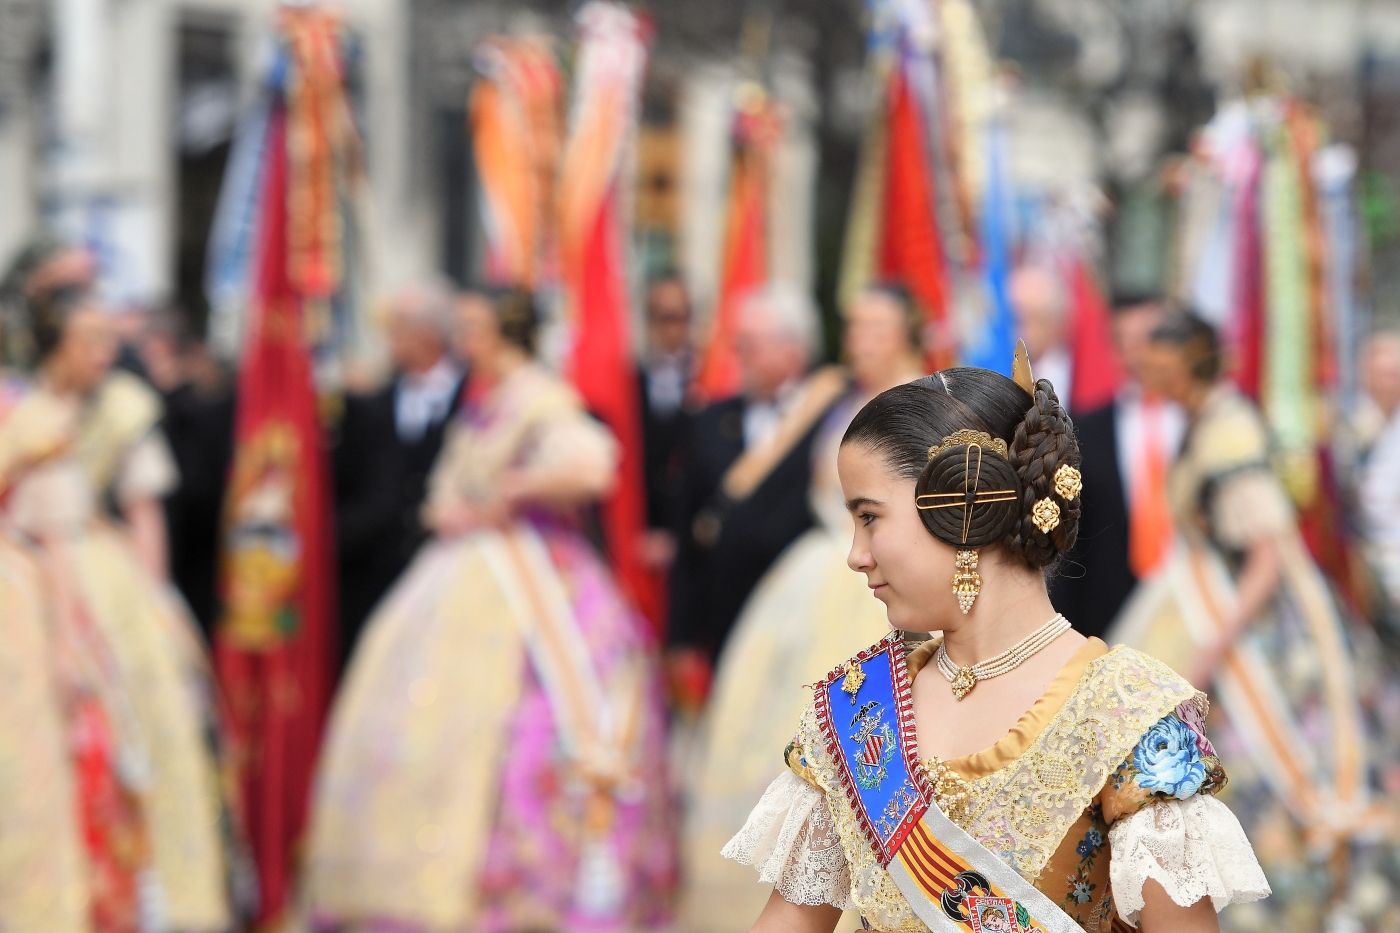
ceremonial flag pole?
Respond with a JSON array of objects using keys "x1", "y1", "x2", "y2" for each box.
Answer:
[
  {"x1": 208, "y1": 6, "x2": 361, "y2": 924},
  {"x1": 558, "y1": 2, "x2": 663, "y2": 630}
]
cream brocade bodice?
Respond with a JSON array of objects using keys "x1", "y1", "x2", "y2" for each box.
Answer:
[
  {"x1": 724, "y1": 638, "x2": 1270, "y2": 931},
  {"x1": 424, "y1": 364, "x2": 617, "y2": 513},
  {"x1": 2, "y1": 373, "x2": 176, "y2": 538},
  {"x1": 1168, "y1": 385, "x2": 1296, "y2": 552}
]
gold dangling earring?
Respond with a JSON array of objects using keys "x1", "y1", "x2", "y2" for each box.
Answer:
[{"x1": 952, "y1": 549, "x2": 982, "y2": 614}]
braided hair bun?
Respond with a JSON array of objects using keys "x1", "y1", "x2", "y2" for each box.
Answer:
[{"x1": 1006, "y1": 379, "x2": 1081, "y2": 568}]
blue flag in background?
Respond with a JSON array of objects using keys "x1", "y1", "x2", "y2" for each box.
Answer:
[{"x1": 962, "y1": 117, "x2": 1016, "y2": 376}]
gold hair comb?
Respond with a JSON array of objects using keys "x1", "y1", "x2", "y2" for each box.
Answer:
[
  {"x1": 927, "y1": 429, "x2": 1009, "y2": 461},
  {"x1": 1012, "y1": 339, "x2": 1036, "y2": 395}
]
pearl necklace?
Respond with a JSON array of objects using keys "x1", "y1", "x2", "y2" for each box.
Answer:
[{"x1": 934, "y1": 613, "x2": 1072, "y2": 700}]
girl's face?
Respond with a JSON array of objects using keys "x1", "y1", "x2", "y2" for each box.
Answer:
[
  {"x1": 838, "y1": 441, "x2": 959, "y2": 633},
  {"x1": 51, "y1": 304, "x2": 116, "y2": 394},
  {"x1": 844, "y1": 292, "x2": 914, "y2": 388},
  {"x1": 454, "y1": 294, "x2": 503, "y2": 370},
  {"x1": 1141, "y1": 341, "x2": 1195, "y2": 404}
]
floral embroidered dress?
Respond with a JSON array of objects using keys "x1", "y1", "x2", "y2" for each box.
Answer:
[
  {"x1": 725, "y1": 634, "x2": 1270, "y2": 931},
  {"x1": 306, "y1": 364, "x2": 675, "y2": 932},
  {"x1": 680, "y1": 390, "x2": 891, "y2": 931},
  {"x1": 1111, "y1": 384, "x2": 1400, "y2": 931},
  {"x1": 0, "y1": 373, "x2": 233, "y2": 932}
]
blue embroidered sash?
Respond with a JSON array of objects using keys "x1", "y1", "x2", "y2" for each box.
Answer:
[{"x1": 813, "y1": 633, "x2": 1084, "y2": 933}]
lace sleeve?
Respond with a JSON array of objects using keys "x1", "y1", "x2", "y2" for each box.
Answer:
[
  {"x1": 721, "y1": 770, "x2": 854, "y2": 909},
  {"x1": 115, "y1": 431, "x2": 179, "y2": 503},
  {"x1": 1208, "y1": 468, "x2": 1295, "y2": 549},
  {"x1": 1108, "y1": 795, "x2": 1270, "y2": 926}
]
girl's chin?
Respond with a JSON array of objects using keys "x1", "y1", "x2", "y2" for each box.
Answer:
[{"x1": 884, "y1": 613, "x2": 940, "y2": 636}]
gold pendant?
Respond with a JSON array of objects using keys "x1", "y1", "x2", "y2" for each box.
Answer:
[
  {"x1": 951, "y1": 549, "x2": 982, "y2": 614},
  {"x1": 840, "y1": 660, "x2": 865, "y2": 701},
  {"x1": 950, "y1": 666, "x2": 977, "y2": 700}
]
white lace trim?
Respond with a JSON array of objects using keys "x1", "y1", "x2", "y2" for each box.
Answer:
[
  {"x1": 721, "y1": 771, "x2": 854, "y2": 910},
  {"x1": 1108, "y1": 795, "x2": 1271, "y2": 926}
]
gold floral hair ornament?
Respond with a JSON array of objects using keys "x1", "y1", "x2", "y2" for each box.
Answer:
[
  {"x1": 927, "y1": 428, "x2": 1009, "y2": 461},
  {"x1": 1012, "y1": 338, "x2": 1036, "y2": 395},
  {"x1": 1031, "y1": 497, "x2": 1062, "y2": 534},
  {"x1": 1053, "y1": 464, "x2": 1082, "y2": 500}
]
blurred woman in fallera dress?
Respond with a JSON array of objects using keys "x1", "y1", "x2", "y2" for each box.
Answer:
[
  {"x1": 1111, "y1": 314, "x2": 1400, "y2": 931},
  {"x1": 680, "y1": 285, "x2": 925, "y2": 929},
  {"x1": 0, "y1": 245, "x2": 236, "y2": 933},
  {"x1": 306, "y1": 288, "x2": 675, "y2": 932}
]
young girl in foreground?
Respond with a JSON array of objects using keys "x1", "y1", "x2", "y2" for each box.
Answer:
[{"x1": 725, "y1": 351, "x2": 1269, "y2": 932}]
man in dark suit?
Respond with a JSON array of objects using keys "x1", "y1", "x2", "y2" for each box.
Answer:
[
  {"x1": 129, "y1": 312, "x2": 235, "y2": 638},
  {"x1": 334, "y1": 279, "x2": 465, "y2": 670},
  {"x1": 1052, "y1": 292, "x2": 1184, "y2": 639},
  {"x1": 636, "y1": 270, "x2": 696, "y2": 574},
  {"x1": 668, "y1": 284, "x2": 841, "y2": 696}
]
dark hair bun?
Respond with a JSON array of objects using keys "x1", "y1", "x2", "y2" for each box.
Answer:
[
  {"x1": 471, "y1": 285, "x2": 539, "y2": 356},
  {"x1": 1006, "y1": 379, "x2": 1081, "y2": 568},
  {"x1": 29, "y1": 283, "x2": 90, "y2": 362},
  {"x1": 916, "y1": 444, "x2": 1023, "y2": 548},
  {"x1": 1151, "y1": 311, "x2": 1221, "y2": 383}
]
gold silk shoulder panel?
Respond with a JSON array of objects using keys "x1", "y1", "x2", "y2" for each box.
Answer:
[{"x1": 75, "y1": 372, "x2": 163, "y2": 492}]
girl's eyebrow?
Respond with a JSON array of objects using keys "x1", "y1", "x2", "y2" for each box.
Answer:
[{"x1": 845, "y1": 496, "x2": 883, "y2": 513}]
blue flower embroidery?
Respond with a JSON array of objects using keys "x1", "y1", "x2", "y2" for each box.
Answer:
[
  {"x1": 1070, "y1": 881, "x2": 1094, "y2": 904},
  {"x1": 1076, "y1": 827, "x2": 1104, "y2": 858},
  {"x1": 1133, "y1": 715, "x2": 1207, "y2": 799}
]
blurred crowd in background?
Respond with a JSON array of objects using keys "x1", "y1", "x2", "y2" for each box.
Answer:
[{"x1": 3, "y1": 1, "x2": 1400, "y2": 931}]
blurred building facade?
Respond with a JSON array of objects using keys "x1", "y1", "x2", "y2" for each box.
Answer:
[{"x1": 3, "y1": 0, "x2": 1400, "y2": 330}]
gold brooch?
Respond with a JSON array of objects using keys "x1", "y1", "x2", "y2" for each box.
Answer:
[
  {"x1": 1053, "y1": 464, "x2": 1082, "y2": 500},
  {"x1": 949, "y1": 666, "x2": 977, "y2": 700},
  {"x1": 927, "y1": 429, "x2": 1009, "y2": 460},
  {"x1": 1031, "y1": 497, "x2": 1061, "y2": 534},
  {"x1": 840, "y1": 660, "x2": 865, "y2": 700}
]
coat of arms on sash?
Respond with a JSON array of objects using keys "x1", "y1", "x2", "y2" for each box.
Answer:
[
  {"x1": 850, "y1": 700, "x2": 896, "y2": 789},
  {"x1": 966, "y1": 895, "x2": 1029, "y2": 932}
]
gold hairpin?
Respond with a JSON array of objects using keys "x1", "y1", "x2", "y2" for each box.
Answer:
[
  {"x1": 916, "y1": 444, "x2": 1018, "y2": 544},
  {"x1": 927, "y1": 429, "x2": 1009, "y2": 461}
]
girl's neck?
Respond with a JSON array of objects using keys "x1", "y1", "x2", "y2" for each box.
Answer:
[
  {"x1": 478, "y1": 350, "x2": 527, "y2": 386},
  {"x1": 1181, "y1": 379, "x2": 1215, "y2": 416},
  {"x1": 39, "y1": 364, "x2": 80, "y2": 398},
  {"x1": 938, "y1": 565, "x2": 1062, "y2": 667}
]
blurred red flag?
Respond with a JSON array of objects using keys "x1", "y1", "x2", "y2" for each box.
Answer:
[
  {"x1": 215, "y1": 106, "x2": 335, "y2": 927},
  {"x1": 568, "y1": 192, "x2": 661, "y2": 627},
  {"x1": 1065, "y1": 256, "x2": 1124, "y2": 412},
  {"x1": 879, "y1": 66, "x2": 950, "y2": 366},
  {"x1": 558, "y1": 5, "x2": 661, "y2": 630},
  {"x1": 696, "y1": 153, "x2": 767, "y2": 401}
]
